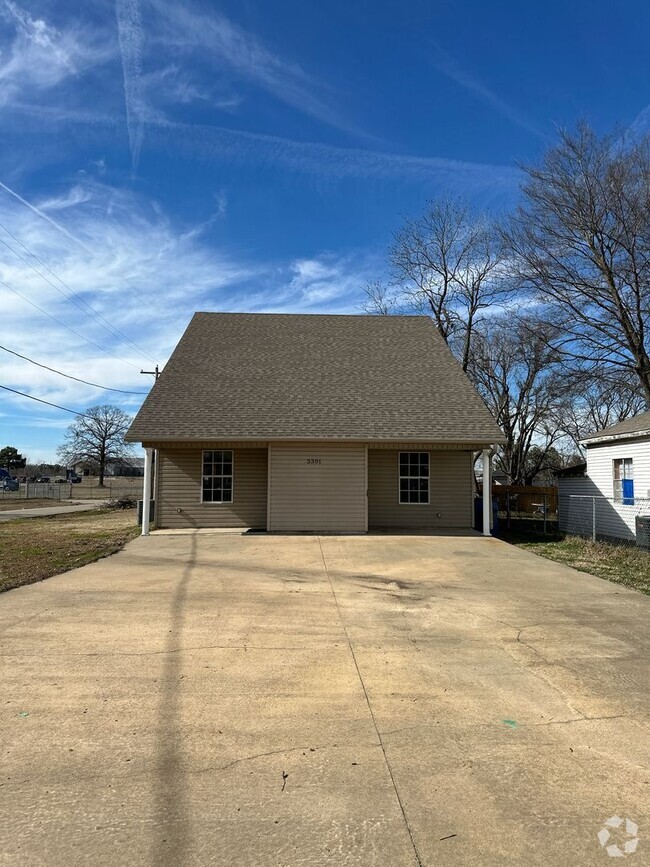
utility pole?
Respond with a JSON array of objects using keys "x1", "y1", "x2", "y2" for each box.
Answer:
[{"x1": 140, "y1": 364, "x2": 160, "y2": 380}]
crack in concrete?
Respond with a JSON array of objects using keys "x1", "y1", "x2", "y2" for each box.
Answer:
[
  {"x1": 2, "y1": 739, "x2": 382, "y2": 789},
  {"x1": 499, "y1": 636, "x2": 587, "y2": 719},
  {"x1": 379, "y1": 713, "x2": 636, "y2": 739}
]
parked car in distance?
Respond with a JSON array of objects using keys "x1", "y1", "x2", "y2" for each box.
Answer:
[
  {"x1": 53, "y1": 477, "x2": 68, "y2": 484},
  {"x1": 2, "y1": 478, "x2": 19, "y2": 492}
]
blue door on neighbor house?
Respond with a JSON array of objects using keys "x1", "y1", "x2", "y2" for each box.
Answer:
[{"x1": 622, "y1": 478, "x2": 635, "y2": 506}]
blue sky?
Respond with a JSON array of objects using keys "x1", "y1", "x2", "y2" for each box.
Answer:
[{"x1": 2, "y1": 0, "x2": 649, "y2": 462}]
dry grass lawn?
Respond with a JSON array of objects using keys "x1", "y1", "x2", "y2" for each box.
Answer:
[
  {"x1": 0, "y1": 508, "x2": 139, "y2": 593},
  {"x1": 502, "y1": 531, "x2": 650, "y2": 595},
  {"x1": 75, "y1": 476, "x2": 143, "y2": 499}
]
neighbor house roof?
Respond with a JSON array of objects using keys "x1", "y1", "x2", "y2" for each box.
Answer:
[
  {"x1": 581, "y1": 409, "x2": 650, "y2": 445},
  {"x1": 126, "y1": 313, "x2": 504, "y2": 444}
]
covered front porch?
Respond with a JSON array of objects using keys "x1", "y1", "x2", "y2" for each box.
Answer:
[{"x1": 138, "y1": 442, "x2": 496, "y2": 536}]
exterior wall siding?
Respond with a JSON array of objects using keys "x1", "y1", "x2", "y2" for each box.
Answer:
[
  {"x1": 585, "y1": 438, "x2": 650, "y2": 501},
  {"x1": 557, "y1": 439, "x2": 650, "y2": 542},
  {"x1": 368, "y1": 449, "x2": 473, "y2": 529},
  {"x1": 268, "y1": 442, "x2": 366, "y2": 532},
  {"x1": 157, "y1": 447, "x2": 267, "y2": 529}
]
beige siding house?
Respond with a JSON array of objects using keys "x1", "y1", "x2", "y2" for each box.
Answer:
[{"x1": 126, "y1": 313, "x2": 504, "y2": 533}]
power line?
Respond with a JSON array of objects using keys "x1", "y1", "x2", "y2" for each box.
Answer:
[
  {"x1": 0, "y1": 227, "x2": 159, "y2": 365},
  {"x1": 0, "y1": 384, "x2": 84, "y2": 416},
  {"x1": 0, "y1": 344, "x2": 149, "y2": 395},
  {"x1": 0, "y1": 277, "x2": 142, "y2": 371}
]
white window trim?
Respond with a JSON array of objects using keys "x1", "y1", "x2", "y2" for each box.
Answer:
[
  {"x1": 201, "y1": 449, "x2": 234, "y2": 504},
  {"x1": 398, "y1": 451, "x2": 430, "y2": 505}
]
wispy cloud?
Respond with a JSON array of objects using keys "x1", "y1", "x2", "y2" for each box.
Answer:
[
  {"x1": 226, "y1": 250, "x2": 378, "y2": 315},
  {"x1": 0, "y1": 0, "x2": 113, "y2": 107},
  {"x1": 0, "y1": 181, "x2": 379, "y2": 441},
  {"x1": 431, "y1": 45, "x2": 545, "y2": 140},
  {"x1": 0, "y1": 179, "x2": 255, "y2": 410},
  {"x1": 147, "y1": 0, "x2": 352, "y2": 134}
]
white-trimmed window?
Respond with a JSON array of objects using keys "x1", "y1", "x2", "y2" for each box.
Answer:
[
  {"x1": 202, "y1": 450, "x2": 233, "y2": 503},
  {"x1": 613, "y1": 458, "x2": 634, "y2": 505},
  {"x1": 399, "y1": 451, "x2": 429, "y2": 504}
]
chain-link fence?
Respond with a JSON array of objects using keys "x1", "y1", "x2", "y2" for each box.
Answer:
[
  {"x1": 0, "y1": 482, "x2": 74, "y2": 501},
  {"x1": 0, "y1": 481, "x2": 142, "y2": 503},
  {"x1": 560, "y1": 494, "x2": 650, "y2": 545}
]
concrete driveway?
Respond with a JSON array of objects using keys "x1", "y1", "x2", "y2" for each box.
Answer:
[{"x1": 1, "y1": 532, "x2": 648, "y2": 866}]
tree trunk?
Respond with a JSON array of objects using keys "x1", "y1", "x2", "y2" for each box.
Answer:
[{"x1": 98, "y1": 444, "x2": 106, "y2": 487}]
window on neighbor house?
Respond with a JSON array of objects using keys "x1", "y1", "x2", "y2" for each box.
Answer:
[
  {"x1": 613, "y1": 458, "x2": 634, "y2": 505},
  {"x1": 202, "y1": 450, "x2": 233, "y2": 503},
  {"x1": 399, "y1": 451, "x2": 430, "y2": 504}
]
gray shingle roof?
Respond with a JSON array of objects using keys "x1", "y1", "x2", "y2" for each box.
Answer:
[
  {"x1": 126, "y1": 313, "x2": 504, "y2": 444},
  {"x1": 582, "y1": 409, "x2": 650, "y2": 444}
]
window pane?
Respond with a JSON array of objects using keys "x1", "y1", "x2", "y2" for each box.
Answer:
[{"x1": 202, "y1": 450, "x2": 234, "y2": 502}]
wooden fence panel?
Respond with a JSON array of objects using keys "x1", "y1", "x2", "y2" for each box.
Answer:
[{"x1": 480, "y1": 484, "x2": 558, "y2": 516}]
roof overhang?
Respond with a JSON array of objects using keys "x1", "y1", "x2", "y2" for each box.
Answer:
[
  {"x1": 581, "y1": 429, "x2": 650, "y2": 446},
  {"x1": 130, "y1": 435, "x2": 504, "y2": 449}
]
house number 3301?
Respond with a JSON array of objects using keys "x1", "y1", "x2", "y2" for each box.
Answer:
[{"x1": 307, "y1": 458, "x2": 321, "y2": 465}]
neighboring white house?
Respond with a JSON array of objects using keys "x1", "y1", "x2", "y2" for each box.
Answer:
[{"x1": 557, "y1": 410, "x2": 650, "y2": 542}]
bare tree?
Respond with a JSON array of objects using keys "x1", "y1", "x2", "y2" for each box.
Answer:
[
  {"x1": 386, "y1": 197, "x2": 510, "y2": 371},
  {"x1": 505, "y1": 122, "x2": 650, "y2": 403},
  {"x1": 555, "y1": 372, "x2": 646, "y2": 450},
  {"x1": 360, "y1": 281, "x2": 401, "y2": 315},
  {"x1": 469, "y1": 316, "x2": 564, "y2": 485},
  {"x1": 58, "y1": 405, "x2": 134, "y2": 487}
]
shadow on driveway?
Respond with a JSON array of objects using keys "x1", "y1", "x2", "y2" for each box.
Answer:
[{"x1": 152, "y1": 531, "x2": 197, "y2": 866}]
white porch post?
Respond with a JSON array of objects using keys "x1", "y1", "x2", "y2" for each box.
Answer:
[
  {"x1": 482, "y1": 447, "x2": 492, "y2": 537},
  {"x1": 141, "y1": 447, "x2": 153, "y2": 536}
]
